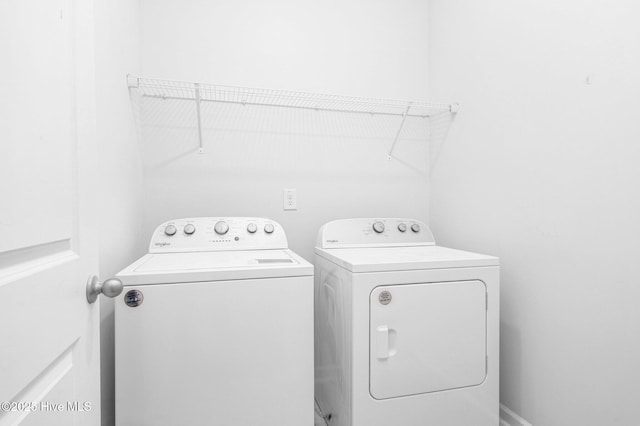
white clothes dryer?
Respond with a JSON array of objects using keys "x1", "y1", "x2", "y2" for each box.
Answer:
[
  {"x1": 115, "y1": 217, "x2": 313, "y2": 426},
  {"x1": 314, "y1": 218, "x2": 499, "y2": 426}
]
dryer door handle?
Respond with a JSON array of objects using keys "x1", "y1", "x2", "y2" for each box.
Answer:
[
  {"x1": 376, "y1": 326, "x2": 389, "y2": 359},
  {"x1": 376, "y1": 326, "x2": 397, "y2": 360}
]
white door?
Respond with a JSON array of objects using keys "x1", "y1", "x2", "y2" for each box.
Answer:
[
  {"x1": 370, "y1": 280, "x2": 487, "y2": 399},
  {"x1": 0, "y1": 1, "x2": 102, "y2": 425}
]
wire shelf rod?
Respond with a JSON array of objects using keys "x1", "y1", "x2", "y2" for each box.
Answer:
[
  {"x1": 138, "y1": 94, "x2": 434, "y2": 119},
  {"x1": 127, "y1": 76, "x2": 454, "y2": 115}
]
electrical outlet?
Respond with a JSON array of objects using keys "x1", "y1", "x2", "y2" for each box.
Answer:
[{"x1": 283, "y1": 188, "x2": 297, "y2": 211}]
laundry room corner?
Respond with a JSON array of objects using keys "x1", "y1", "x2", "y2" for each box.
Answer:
[{"x1": 428, "y1": 1, "x2": 640, "y2": 425}]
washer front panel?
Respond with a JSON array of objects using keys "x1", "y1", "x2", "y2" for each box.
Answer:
[{"x1": 115, "y1": 276, "x2": 313, "y2": 426}]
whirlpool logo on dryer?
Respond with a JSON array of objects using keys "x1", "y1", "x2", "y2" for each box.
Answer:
[{"x1": 154, "y1": 242, "x2": 171, "y2": 247}]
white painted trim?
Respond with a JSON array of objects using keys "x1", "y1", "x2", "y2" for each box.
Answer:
[{"x1": 500, "y1": 404, "x2": 533, "y2": 426}]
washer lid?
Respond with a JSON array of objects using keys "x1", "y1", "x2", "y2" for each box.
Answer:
[
  {"x1": 315, "y1": 245, "x2": 499, "y2": 273},
  {"x1": 117, "y1": 249, "x2": 313, "y2": 285}
]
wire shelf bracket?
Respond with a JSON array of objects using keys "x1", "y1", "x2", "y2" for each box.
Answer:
[
  {"x1": 387, "y1": 102, "x2": 412, "y2": 159},
  {"x1": 127, "y1": 75, "x2": 459, "y2": 156},
  {"x1": 194, "y1": 82, "x2": 204, "y2": 154}
]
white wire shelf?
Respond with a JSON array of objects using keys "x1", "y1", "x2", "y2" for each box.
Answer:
[{"x1": 127, "y1": 75, "x2": 459, "y2": 156}]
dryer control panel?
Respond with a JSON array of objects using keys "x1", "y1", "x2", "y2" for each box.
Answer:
[
  {"x1": 149, "y1": 217, "x2": 288, "y2": 253},
  {"x1": 316, "y1": 218, "x2": 435, "y2": 249}
]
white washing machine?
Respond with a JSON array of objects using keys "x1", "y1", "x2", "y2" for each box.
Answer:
[
  {"x1": 314, "y1": 218, "x2": 499, "y2": 426},
  {"x1": 115, "y1": 217, "x2": 313, "y2": 426}
]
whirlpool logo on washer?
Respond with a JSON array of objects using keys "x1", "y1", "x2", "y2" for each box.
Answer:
[{"x1": 124, "y1": 290, "x2": 144, "y2": 307}]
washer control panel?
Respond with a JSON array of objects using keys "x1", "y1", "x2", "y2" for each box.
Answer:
[
  {"x1": 150, "y1": 217, "x2": 288, "y2": 253},
  {"x1": 317, "y1": 218, "x2": 435, "y2": 249}
]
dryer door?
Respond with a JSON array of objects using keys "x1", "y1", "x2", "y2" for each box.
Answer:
[{"x1": 370, "y1": 280, "x2": 487, "y2": 399}]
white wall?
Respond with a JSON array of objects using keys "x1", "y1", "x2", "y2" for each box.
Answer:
[
  {"x1": 94, "y1": 0, "x2": 144, "y2": 424},
  {"x1": 428, "y1": 1, "x2": 640, "y2": 425},
  {"x1": 139, "y1": 0, "x2": 432, "y2": 260}
]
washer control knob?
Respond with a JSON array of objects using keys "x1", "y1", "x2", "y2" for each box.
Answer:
[
  {"x1": 264, "y1": 223, "x2": 275, "y2": 234},
  {"x1": 214, "y1": 221, "x2": 229, "y2": 235},
  {"x1": 372, "y1": 221, "x2": 385, "y2": 233},
  {"x1": 397, "y1": 223, "x2": 407, "y2": 232},
  {"x1": 184, "y1": 224, "x2": 196, "y2": 235},
  {"x1": 247, "y1": 223, "x2": 258, "y2": 234},
  {"x1": 411, "y1": 223, "x2": 421, "y2": 233},
  {"x1": 164, "y1": 224, "x2": 177, "y2": 236}
]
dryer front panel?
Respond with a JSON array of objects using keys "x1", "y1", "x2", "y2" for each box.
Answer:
[{"x1": 369, "y1": 280, "x2": 487, "y2": 399}]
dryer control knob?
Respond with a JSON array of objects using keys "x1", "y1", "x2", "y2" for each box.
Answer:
[
  {"x1": 184, "y1": 224, "x2": 196, "y2": 235},
  {"x1": 247, "y1": 223, "x2": 257, "y2": 234},
  {"x1": 264, "y1": 223, "x2": 275, "y2": 234},
  {"x1": 397, "y1": 223, "x2": 407, "y2": 232},
  {"x1": 164, "y1": 224, "x2": 177, "y2": 236},
  {"x1": 214, "y1": 221, "x2": 229, "y2": 235},
  {"x1": 372, "y1": 221, "x2": 385, "y2": 233},
  {"x1": 411, "y1": 223, "x2": 421, "y2": 233}
]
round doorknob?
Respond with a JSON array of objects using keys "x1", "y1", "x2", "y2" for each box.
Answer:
[{"x1": 86, "y1": 275, "x2": 124, "y2": 304}]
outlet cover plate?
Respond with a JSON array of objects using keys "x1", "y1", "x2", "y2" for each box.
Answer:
[{"x1": 283, "y1": 188, "x2": 297, "y2": 211}]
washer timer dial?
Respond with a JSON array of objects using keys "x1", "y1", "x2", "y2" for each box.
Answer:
[
  {"x1": 372, "y1": 221, "x2": 385, "y2": 233},
  {"x1": 214, "y1": 221, "x2": 229, "y2": 235},
  {"x1": 164, "y1": 224, "x2": 177, "y2": 236}
]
